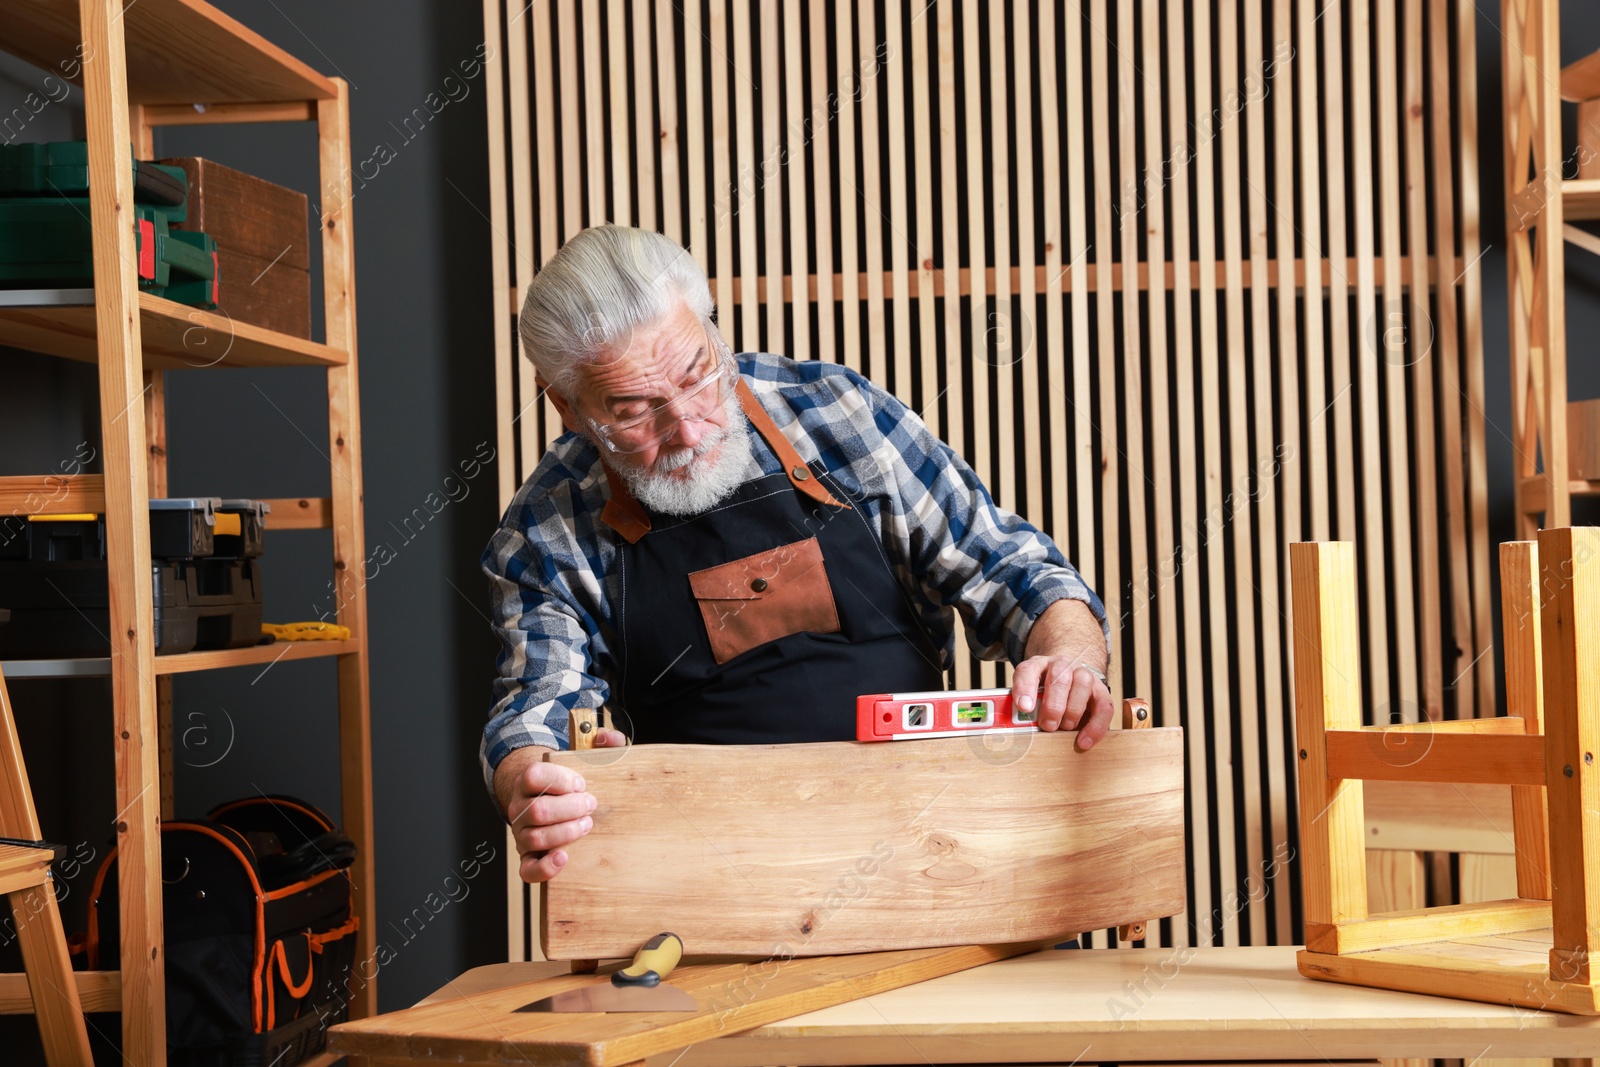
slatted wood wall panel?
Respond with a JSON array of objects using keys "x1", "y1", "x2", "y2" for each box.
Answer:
[{"x1": 484, "y1": 0, "x2": 1492, "y2": 954}]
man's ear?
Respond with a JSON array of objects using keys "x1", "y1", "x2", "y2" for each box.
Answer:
[{"x1": 536, "y1": 375, "x2": 585, "y2": 435}]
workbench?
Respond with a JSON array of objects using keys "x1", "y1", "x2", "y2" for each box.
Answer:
[{"x1": 337, "y1": 946, "x2": 1600, "y2": 1065}]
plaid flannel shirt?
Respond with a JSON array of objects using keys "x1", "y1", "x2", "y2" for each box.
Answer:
[{"x1": 480, "y1": 352, "x2": 1109, "y2": 791}]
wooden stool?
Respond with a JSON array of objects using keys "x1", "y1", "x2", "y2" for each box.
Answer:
[
  {"x1": 1289, "y1": 530, "x2": 1600, "y2": 1015},
  {"x1": 0, "y1": 663, "x2": 95, "y2": 1065}
]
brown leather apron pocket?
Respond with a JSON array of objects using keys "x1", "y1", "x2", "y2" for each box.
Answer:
[{"x1": 687, "y1": 536, "x2": 841, "y2": 664}]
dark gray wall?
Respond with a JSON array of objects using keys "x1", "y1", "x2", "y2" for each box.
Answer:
[{"x1": 0, "y1": 1, "x2": 506, "y2": 1058}]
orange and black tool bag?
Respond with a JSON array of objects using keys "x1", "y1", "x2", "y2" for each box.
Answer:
[{"x1": 86, "y1": 796, "x2": 359, "y2": 1067}]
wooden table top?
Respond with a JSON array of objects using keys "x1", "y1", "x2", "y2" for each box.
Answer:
[{"x1": 373, "y1": 945, "x2": 1600, "y2": 1065}]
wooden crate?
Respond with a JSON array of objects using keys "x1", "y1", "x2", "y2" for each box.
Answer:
[
  {"x1": 160, "y1": 155, "x2": 311, "y2": 339},
  {"x1": 1289, "y1": 531, "x2": 1600, "y2": 1015}
]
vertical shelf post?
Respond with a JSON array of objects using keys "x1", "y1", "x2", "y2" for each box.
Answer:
[{"x1": 78, "y1": 0, "x2": 167, "y2": 1061}]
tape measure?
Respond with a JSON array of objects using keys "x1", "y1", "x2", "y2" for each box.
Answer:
[{"x1": 855, "y1": 687, "x2": 1034, "y2": 742}]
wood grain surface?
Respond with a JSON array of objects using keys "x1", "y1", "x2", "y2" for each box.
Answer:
[{"x1": 540, "y1": 730, "x2": 1186, "y2": 959}]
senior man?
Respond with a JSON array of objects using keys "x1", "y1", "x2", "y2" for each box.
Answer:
[{"x1": 484, "y1": 225, "x2": 1111, "y2": 884}]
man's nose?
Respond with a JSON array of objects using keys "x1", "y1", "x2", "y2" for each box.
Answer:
[{"x1": 668, "y1": 414, "x2": 705, "y2": 448}]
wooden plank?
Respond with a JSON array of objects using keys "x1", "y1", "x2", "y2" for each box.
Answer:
[
  {"x1": 1323, "y1": 1, "x2": 1357, "y2": 547},
  {"x1": 1350, "y1": 0, "x2": 1391, "y2": 730},
  {"x1": 1289, "y1": 542, "x2": 1369, "y2": 928},
  {"x1": 656, "y1": 0, "x2": 681, "y2": 242},
  {"x1": 1217, "y1": 0, "x2": 1250, "y2": 946},
  {"x1": 883, "y1": 0, "x2": 911, "y2": 398},
  {"x1": 835, "y1": 0, "x2": 861, "y2": 373},
  {"x1": 150, "y1": 639, "x2": 360, "y2": 675},
  {"x1": 1376, "y1": 0, "x2": 1420, "y2": 719},
  {"x1": 760, "y1": 0, "x2": 784, "y2": 354},
  {"x1": 141, "y1": 101, "x2": 316, "y2": 125},
  {"x1": 583, "y1": 0, "x2": 606, "y2": 225},
  {"x1": 328, "y1": 941, "x2": 1048, "y2": 1066},
  {"x1": 1265, "y1": 0, "x2": 1297, "y2": 943},
  {"x1": 79, "y1": 1, "x2": 165, "y2": 1057},
  {"x1": 1429, "y1": 0, "x2": 1473, "y2": 721},
  {"x1": 517, "y1": 0, "x2": 547, "y2": 469},
  {"x1": 911, "y1": 0, "x2": 938, "y2": 433},
  {"x1": 0, "y1": 970, "x2": 121, "y2": 1014},
  {"x1": 709, "y1": 0, "x2": 735, "y2": 325},
  {"x1": 608, "y1": 0, "x2": 632, "y2": 224},
  {"x1": 559, "y1": 0, "x2": 583, "y2": 241},
  {"x1": 1064, "y1": 0, "x2": 1093, "y2": 584},
  {"x1": 1, "y1": 0, "x2": 337, "y2": 105},
  {"x1": 1241, "y1": 0, "x2": 1273, "y2": 947},
  {"x1": 1299, "y1": 0, "x2": 1328, "y2": 542},
  {"x1": 1461, "y1": 855, "x2": 1520, "y2": 905},
  {"x1": 731, "y1": 0, "x2": 759, "y2": 349},
  {"x1": 1305, "y1": 899, "x2": 1555, "y2": 955},
  {"x1": 1501, "y1": 540, "x2": 1551, "y2": 899},
  {"x1": 0, "y1": 473, "x2": 105, "y2": 516},
  {"x1": 1537, "y1": 527, "x2": 1600, "y2": 986},
  {"x1": 956, "y1": 0, "x2": 988, "y2": 691},
  {"x1": 633, "y1": 0, "x2": 656, "y2": 232},
  {"x1": 1138, "y1": 0, "x2": 1183, "y2": 945},
  {"x1": 808, "y1": 0, "x2": 835, "y2": 365},
  {"x1": 258, "y1": 496, "x2": 331, "y2": 530},
  {"x1": 1117, "y1": 0, "x2": 1150, "y2": 735},
  {"x1": 936, "y1": 0, "x2": 963, "y2": 457},
  {"x1": 483, "y1": 0, "x2": 517, "y2": 508},
  {"x1": 1013, "y1": 0, "x2": 1038, "y2": 527},
  {"x1": 318, "y1": 77, "x2": 377, "y2": 1022},
  {"x1": 1363, "y1": 779, "x2": 1516, "y2": 858},
  {"x1": 541, "y1": 730, "x2": 1186, "y2": 958},
  {"x1": 1188, "y1": 0, "x2": 1227, "y2": 950},
  {"x1": 858, "y1": 0, "x2": 887, "y2": 388},
  {"x1": 987, "y1": 0, "x2": 1013, "y2": 539},
  {"x1": 1403, "y1": 0, "x2": 1443, "y2": 726},
  {"x1": 1561, "y1": 47, "x2": 1600, "y2": 101},
  {"x1": 1299, "y1": 942, "x2": 1600, "y2": 1016},
  {"x1": 1324, "y1": 731, "x2": 1547, "y2": 786},
  {"x1": 783, "y1": 0, "x2": 808, "y2": 359},
  {"x1": 683, "y1": 0, "x2": 709, "y2": 272},
  {"x1": 1367, "y1": 850, "x2": 1427, "y2": 913},
  {"x1": 144, "y1": 369, "x2": 173, "y2": 824}
]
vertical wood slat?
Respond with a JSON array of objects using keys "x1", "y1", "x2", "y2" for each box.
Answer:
[
  {"x1": 511, "y1": 0, "x2": 542, "y2": 473},
  {"x1": 762, "y1": 1, "x2": 785, "y2": 353},
  {"x1": 1117, "y1": 0, "x2": 1151, "y2": 730},
  {"x1": 809, "y1": 0, "x2": 836, "y2": 364},
  {"x1": 1242, "y1": 0, "x2": 1273, "y2": 946},
  {"x1": 1217, "y1": 0, "x2": 1249, "y2": 946},
  {"x1": 1428, "y1": 0, "x2": 1473, "y2": 720},
  {"x1": 1164, "y1": 0, "x2": 1206, "y2": 952},
  {"x1": 1404, "y1": 0, "x2": 1444, "y2": 727},
  {"x1": 784, "y1": 0, "x2": 809, "y2": 360},
  {"x1": 1088, "y1": 0, "x2": 1122, "y2": 700},
  {"x1": 1459, "y1": 0, "x2": 1495, "y2": 716},
  {"x1": 1266, "y1": 0, "x2": 1296, "y2": 945},
  {"x1": 1499, "y1": 540, "x2": 1551, "y2": 902},
  {"x1": 1189, "y1": 0, "x2": 1228, "y2": 951},
  {"x1": 1376, "y1": 0, "x2": 1421, "y2": 720},
  {"x1": 1138, "y1": 0, "x2": 1183, "y2": 946},
  {"x1": 489, "y1": 0, "x2": 1490, "y2": 957},
  {"x1": 1349, "y1": 0, "x2": 1391, "y2": 732}
]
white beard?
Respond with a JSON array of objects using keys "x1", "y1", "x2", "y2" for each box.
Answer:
[{"x1": 604, "y1": 391, "x2": 753, "y2": 517}]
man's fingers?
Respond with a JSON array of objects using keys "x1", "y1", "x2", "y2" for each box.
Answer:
[
  {"x1": 1010, "y1": 657, "x2": 1047, "y2": 713},
  {"x1": 512, "y1": 789, "x2": 596, "y2": 829},
  {"x1": 1077, "y1": 685, "x2": 1116, "y2": 751},
  {"x1": 515, "y1": 815, "x2": 593, "y2": 855},
  {"x1": 593, "y1": 727, "x2": 629, "y2": 748},
  {"x1": 520, "y1": 848, "x2": 570, "y2": 884},
  {"x1": 1058, "y1": 667, "x2": 1093, "y2": 730},
  {"x1": 520, "y1": 759, "x2": 588, "y2": 798}
]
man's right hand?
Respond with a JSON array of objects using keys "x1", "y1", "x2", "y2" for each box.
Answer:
[{"x1": 493, "y1": 730, "x2": 628, "y2": 883}]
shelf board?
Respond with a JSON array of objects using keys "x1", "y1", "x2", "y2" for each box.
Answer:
[
  {"x1": 0, "y1": 969, "x2": 120, "y2": 1014},
  {"x1": 2, "y1": 639, "x2": 357, "y2": 680},
  {"x1": 0, "y1": 0, "x2": 336, "y2": 106},
  {"x1": 0, "y1": 290, "x2": 347, "y2": 369},
  {"x1": 1563, "y1": 179, "x2": 1600, "y2": 222},
  {"x1": 1517, "y1": 475, "x2": 1600, "y2": 514}
]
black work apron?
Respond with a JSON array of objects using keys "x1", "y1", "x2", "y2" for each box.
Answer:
[{"x1": 607, "y1": 380, "x2": 945, "y2": 744}]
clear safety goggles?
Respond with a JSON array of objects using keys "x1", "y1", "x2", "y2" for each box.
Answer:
[{"x1": 586, "y1": 324, "x2": 737, "y2": 455}]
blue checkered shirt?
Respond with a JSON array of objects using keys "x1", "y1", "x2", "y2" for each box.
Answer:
[{"x1": 480, "y1": 352, "x2": 1109, "y2": 791}]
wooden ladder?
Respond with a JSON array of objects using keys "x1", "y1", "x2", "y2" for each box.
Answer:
[{"x1": 0, "y1": 661, "x2": 95, "y2": 1064}]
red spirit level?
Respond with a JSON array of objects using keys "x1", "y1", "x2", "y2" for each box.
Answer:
[{"x1": 855, "y1": 687, "x2": 1035, "y2": 742}]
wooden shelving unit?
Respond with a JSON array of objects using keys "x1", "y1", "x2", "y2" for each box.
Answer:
[
  {"x1": 0, "y1": 1, "x2": 375, "y2": 1061},
  {"x1": 1503, "y1": 0, "x2": 1600, "y2": 532}
]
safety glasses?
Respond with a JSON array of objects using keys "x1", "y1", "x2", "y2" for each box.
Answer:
[{"x1": 586, "y1": 323, "x2": 737, "y2": 455}]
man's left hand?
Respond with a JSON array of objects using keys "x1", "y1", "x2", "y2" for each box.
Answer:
[{"x1": 1010, "y1": 656, "x2": 1114, "y2": 750}]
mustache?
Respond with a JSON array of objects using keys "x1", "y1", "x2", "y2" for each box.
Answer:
[{"x1": 653, "y1": 424, "x2": 730, "y2": 472}]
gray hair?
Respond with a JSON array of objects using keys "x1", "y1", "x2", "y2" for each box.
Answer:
[{"x1": 518, "y1": 225, "x2": 715, "y2": 398}]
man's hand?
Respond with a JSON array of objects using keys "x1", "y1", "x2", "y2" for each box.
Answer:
[
  {"x1": 493, "y1": 728, "x2": 629, "y2": 883},
  {"x1": 1013, "y1": 599, "x2": 1113, "y2": 751}
]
